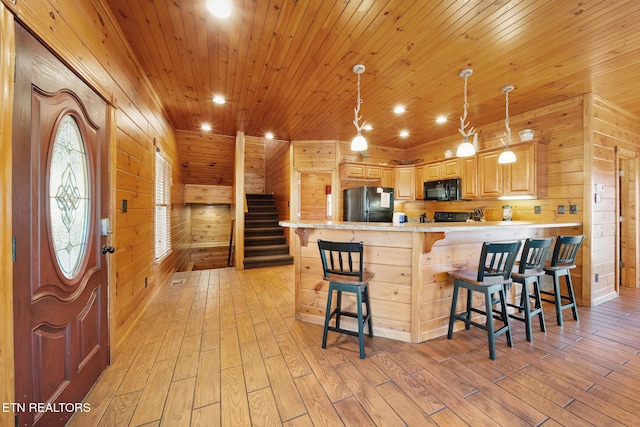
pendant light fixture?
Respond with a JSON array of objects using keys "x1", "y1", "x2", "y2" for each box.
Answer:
[
  {"x1": 456, "y1": 68, "x2": 477, "y2": 157},
  {"x1": 498, "y1": 85, "x2": 517, "y2": 164},
  {"x1": 351, "y1": 64, "x2": 368, "y2": 151}
]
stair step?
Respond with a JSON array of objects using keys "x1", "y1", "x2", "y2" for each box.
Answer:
[
  {"x1": 245, "y1": 227, "x2": 284, "y2": 236},
  {"x1": 246, "y1": 194, "x2": 274, "y2": 200},
  {"x1": 246, "y1": 205, "x2": 278, "y2": 213},
  {"x1": 246, "y1": 212, "x2": 279, "y2": 220},
  {"x1": 243, "y1": 254, "x2": 294, "y2": 269},
  {"x1": 245, "y1": 219, "x2": 280, "y2": 228},
  {"x1": 245, "y1": 235, "x2": 287, "y2": 246},
  {"x1": 244, "y1": 244, "x2": 290, "y2": 256}
]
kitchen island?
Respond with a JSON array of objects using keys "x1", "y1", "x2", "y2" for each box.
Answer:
[{"x1": 280, "y1": 220, "x2": 582, "y2": 343}]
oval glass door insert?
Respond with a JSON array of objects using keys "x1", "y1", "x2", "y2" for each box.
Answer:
[{"x1": 49, "y1": 114, "x2": 90, "y2": 279}]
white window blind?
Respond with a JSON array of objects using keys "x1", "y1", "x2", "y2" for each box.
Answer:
[{"x1": 155, "y1": 152, "x2": 172, "y2": 261}]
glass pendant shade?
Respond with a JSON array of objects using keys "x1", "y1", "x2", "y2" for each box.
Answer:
[
  {"x1": 351, "y1": 133, "x2": 367, "y2": 151},
  {"x1": 456, "y1": 140, "x2": 475, "y2": 157},
  {"x1": 498, "y1": 149, "x2": 516, "y2": 164}
]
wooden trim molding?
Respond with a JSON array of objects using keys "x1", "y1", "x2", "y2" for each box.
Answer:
[{"x1": 0, "y1": 3, "x2": 16, "y2": 423}]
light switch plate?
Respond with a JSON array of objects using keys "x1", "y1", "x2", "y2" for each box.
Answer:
[
  {"x1": 534, "y1": 206, "x2": 541, "y2": 214},
  {"x1": 570, "y1": 204, "x2": 578, "y2": 214},
  {"x1": 558, "y1": 205, "x2": 566, "y2": 214}
]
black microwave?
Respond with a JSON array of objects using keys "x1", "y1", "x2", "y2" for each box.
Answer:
[{"x1": 424, "y1": 178, "x2": 461, "y2": 201}]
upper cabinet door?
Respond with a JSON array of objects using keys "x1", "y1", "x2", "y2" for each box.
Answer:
[
  {"x1": 505, "y1": 144, "x2": 536, "y2": 195},
  {"x1": 395, "y1": 167, "x2": 415, "y2": 200},
  {"x1": 478, "y1": 151, "x2": 503, "y2": 197}
]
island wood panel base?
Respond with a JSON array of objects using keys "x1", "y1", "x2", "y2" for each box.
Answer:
[
  {"x1": 296, "y1": 228, "x2": 415, "y2": 342},
  {"x1": 419, "y1": 225, "x2": 584, "y2": 342},
  {"x1": 288, "y1": 222, "x2": 583, "y2": 344}
]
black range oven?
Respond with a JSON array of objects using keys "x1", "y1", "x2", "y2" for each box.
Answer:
[{"x1": 433, "y1": 211, "x2": 473, "y2": 222}]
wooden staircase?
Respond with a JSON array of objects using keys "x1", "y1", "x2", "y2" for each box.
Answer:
[{"x1": 243, "y1": 194, "x2": 293, "y2": 269}]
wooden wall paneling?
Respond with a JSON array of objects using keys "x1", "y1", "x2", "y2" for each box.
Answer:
[
  {"x1": 176, "y1": 131, "x2": 235, "y2": 185},
  {"x1": 265, "y1": 139, "x2": 291, "y2": 220},
  {"x1": 7, "y1": 0, "x2": 191, "y2": 349},
  {"x1": 0, "y1": 4, "x2": 15, "y2": 421},
  {"x1": 293, "y1": 140, "x2": 338, "y2": 170},
  {"x1": 234, "y1": 132, "x2": 246, "y2": 269},
  {"x1": 244, "y1": 136, "x2": 266, "y2": 194},
  {"x1": 300, "y1": 172, "x2": 331, "y2": 221},
  {"x1": 190, "y1": 205, "x2": 232, "y2": 270},
  {"x1": 184, "y1": 184, "x2": 233, "y2": 204},
  {"x1": 265, "y1": 140, "x2": 292, "y2": 248}
]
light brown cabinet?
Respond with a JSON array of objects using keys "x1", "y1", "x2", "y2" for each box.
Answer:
[
  {"x1": 381, "y1": 168, "x2": 395, "y2": 188},
  {"x1": 477, "y1": 143, "x2": 539, "y2": 198},
  {"x1": 478, "y1": 151, "x2": 504, "y2": 198},
  {"x1": 395, "y1": 167, "x2": 415, "y2": 200},
  {"x1": 460, "y1": 156, "x2": 478, "y2": 199},
  {"x1": 424, "y1": 163, "x2": 442, "y2": 181},
  {"x1": 442, "y1": 158, "x2": 461, "y2": 178}
]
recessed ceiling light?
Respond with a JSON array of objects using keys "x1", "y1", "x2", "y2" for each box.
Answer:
[
  {"x1": 363, "y1": 124, "x2": 373, "y2": 131},
  {"x1": 265, "y1": 132, "x2": 274, "y2": 140},
  {"x1": 207, "y1": 0, "x2": 232, "y2": 19},
  {"x1": 436, "y1": 115, "x2": 447, "y2": 124},
  {"x1": 399, "y1": 130, "x2": 409, "y2": 138},
  {"x1": 212, "y1": 95, "x2": 226, "y2": 105},
  {"x1": 201, "y1": 124, "x2": 212, "y2": 131},
  {"x1": 393, "y1": 105, "x2": 406, "y2": 114}
]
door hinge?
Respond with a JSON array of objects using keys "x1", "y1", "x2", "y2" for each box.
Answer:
[
  {"x1": 620, "y1": 261, "x2": 626, "y2": 268},
  {"x1": 12, "y1": 236, "x2": 16, "y2": 262},
  {"x1": 619, "y1": 216, "x2": 624, "y2": 223}
]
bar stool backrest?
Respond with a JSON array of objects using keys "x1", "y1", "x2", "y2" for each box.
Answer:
[
  {"x1": 518, "y1": 237, "x2": 554, "y2": 274},
  {"x1": 317, "y1": 239, "x2": 364, "y2": 281},
  {"x1": 550, "y1": 235, "x2": 584, "y2": 267},
  {"x1": 478, "y1": 241, "x2": 522, "y2": 281}
]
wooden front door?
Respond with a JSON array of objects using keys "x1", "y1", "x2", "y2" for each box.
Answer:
[{"x1": 12, "y1": 24, "x2": 110, "y2": 426}]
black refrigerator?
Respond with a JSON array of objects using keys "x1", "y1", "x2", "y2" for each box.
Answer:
[{"x1": 343, "y1": 186, "x2": 394, "y2": 222}]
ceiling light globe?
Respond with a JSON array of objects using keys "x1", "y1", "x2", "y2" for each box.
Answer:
[
  {"x1": 351, "y1": 134, "x2": 368, "y2": 151},
  {"x1": 498, "y1": 149, "x2": 517, "y2": 164},
  {"x1": 456, "y1": 141, "x2": 475, "y2": 157},
  {"x1": 207, "y1": 0, "x2": 232, "y2": 18}
]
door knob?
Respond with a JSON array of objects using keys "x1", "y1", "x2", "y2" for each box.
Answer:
[{"x1": 101, "y1": 246, "x2": 115, "y2": 255}]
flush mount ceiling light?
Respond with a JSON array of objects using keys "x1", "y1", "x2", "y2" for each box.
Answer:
[
  {"x1": 436, "y1": 115, "x2": 447, "y2": 124},
  {"x1": 351, "y1": 63, "x2": 368, "y2": 151},
  {"x1": 201, "y1": 124, "x2": 212, "y2": 131},
  {"x1": 212, "y1": 95, "x2": 226, "y2": 105},
  {"x1": 456, "y1": 68, "x2": 477, "y2": 157},
  {"x1": 399, "y1": 130, "x2": 410, "y2": 138},
  {"x1": 498, "y1": 85, "x2": 517, "y2": 164},
  {"x1": 207, "y1": 0, "x2": 232, "y2": 19},
  {"x1": 265, "y1": 132, "x2": 274, "y2": 140},
  {"x1": 393, "y1": 105, "x2": 406, "y2": 114}
]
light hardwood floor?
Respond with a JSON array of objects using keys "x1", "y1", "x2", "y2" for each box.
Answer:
[{"x1": 68, "y1": 266, "x2": 640, "y2": 426}]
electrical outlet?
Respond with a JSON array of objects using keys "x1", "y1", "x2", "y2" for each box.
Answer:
[
  {"x1": 534, "y1": 205, "x2": 541, "y2": 214},
  {"x1": 595, "y1": 273, "x2": 599, "y2": 282},
  {"x1": 570, "y1": 204, "x2": 578, "y2": 214},
  {"x1": 557, "y1": 205, "x2": 566, "y2": 214},
  {"x1": 122, "y1": 199, "x2": 128, "y2": 213}
]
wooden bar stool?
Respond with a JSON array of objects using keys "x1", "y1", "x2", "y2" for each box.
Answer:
[
  {"x1": 317, "y1": 239, "x2": 374, "y2": 359},
  {"x1": 508, "y1": 237, "x2": 554, "y2": 342},
  {"x1": 448, "y1": 241, "x2": 521, "y2": 360},
  {"x1": 541, "y1": 234, "x2": 584, "y2": 326}
]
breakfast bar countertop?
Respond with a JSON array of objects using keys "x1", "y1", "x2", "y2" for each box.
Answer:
[{"x1": 279, "y1": 219, "x2": 583, "y2": 233}]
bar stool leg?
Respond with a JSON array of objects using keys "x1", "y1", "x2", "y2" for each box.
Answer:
[
  {"x1": 465, "y1": 288, "x2": 473, "y2": 330},
  {"x1": 565, "y1": 273, "x2": 579, "y2": 321},
  {"x1": 447, "y1": 282, "x2": 460, "y2": 339},
  {"x1": 356, "y1": 288, "x2": 365, "y2": 359},
  {"x1": 499, "y1": 287, "x2": 513, "y2": 348},
  {"x1": 364, "y1": 286, "x2": 373, "y2": 338},
  {"x1": 335, "y1": 290, "x2": 343, "y2": 329},
  {"x1": 322, "y1": 285, "x2": 334, "y2": 349},
  {"x1": 551, "y1": 271, "x2": 564, "y2": 326},
  {"x1": 533, "y1": 278, "x2": 546, "y2": 333},
  {"x1": 485, "y1": 289, "x2": 497, "y2": 360},
  {"x1": 522, "y1": 278, "x2": 534, "y2": 342}
]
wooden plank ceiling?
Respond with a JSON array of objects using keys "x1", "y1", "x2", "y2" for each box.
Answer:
[{"x1": 105, "y1": 0, "x2": 640, "y2": 150}]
